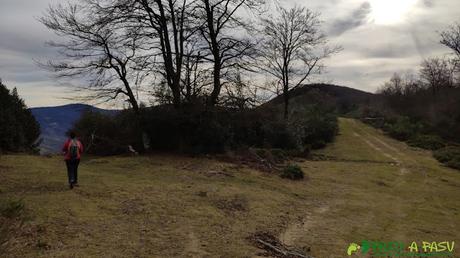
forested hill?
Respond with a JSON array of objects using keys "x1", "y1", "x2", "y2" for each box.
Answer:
[
  {"x1": 30, "y1": 104, "x2": 118, "y2": 154},
  {"x1": 265, "y1": 83, "x2": 378, "y2": 114}
]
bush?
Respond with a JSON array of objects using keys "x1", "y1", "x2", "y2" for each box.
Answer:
[
  {"x1": 289, "y1": 106, "x2": 338, "y2": 150},
  {"x1": 261, "y1": 120, "x2": 299, "y2": 150},
  {"x1": 407, "y1": 134, "x2": 446, "y2": 150},
  {"x1": 384, "y1": 116, "x2": 423, "y2": 141},
  {"x1": 72, "y1": 110, "x2": 141, "y2": 155},
  {"x1": 71, "y1": 104, "x2": 338, "y2": 155},
  {"x1": 446, "y1": 157, "x2": 460, "y2": 170},
  {"x1": 143, "y1": 106, "x2": 237, "y2": 153},
  {"x1": 447, "y1": 157, "x2": 460, "y2": 170},
  {"x1": 434, "y1": 146, "x2": 460, "y2": 170},
  {"x1": 280, "y1": 164, "x2": 304, "y2": 180}
]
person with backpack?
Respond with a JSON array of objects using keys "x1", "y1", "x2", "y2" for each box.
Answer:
[{"x1": 62, "y1": 132, "x2": 84, "y2": 189}]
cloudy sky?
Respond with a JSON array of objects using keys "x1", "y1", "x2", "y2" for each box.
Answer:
[{"x1": 0, "y1": 0, "x2": 459, "y2": 107}]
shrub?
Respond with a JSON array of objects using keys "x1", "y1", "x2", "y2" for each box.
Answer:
[
  {"x1": 289, "y1": 106, "x2": 338, "y2": 151},
  {"x1": 407, "y1": 134, "x2": 446, "y2": 150},
  {"x1": 72, "y1": 110, "x2": 140, "y2": 155},
  {"x1": 71, "y1": 104, "x2": 338, "y2": 155},
  {"x1": 143, "y1": 105, "x2": 337, "y2": 154},
  {"x1": 384, "y1": 116, "x2": 423, "y2": 141},
  {"x1": 447, "y1": 157, "x2": 460, "y2": 170},
  {"x1": 143, "y1": 106, "x2": 234, "y2": 153},
  {"x1": 261, "y1": 120, "x2": 299, "y2": 150},
  {"x1": 280, "y1": 164, "x2": 304, "y2": 180},
  {"x1": 434, "y1": 146, "x2": 460, "y2": 169}
]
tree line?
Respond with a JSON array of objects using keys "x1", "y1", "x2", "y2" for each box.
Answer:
[
  {"x1": 380, "y1": 22, "x2": 460, "y2": 98},
  {"x1": 40, "y1": 0, "x2": 339, "y2": 119},
  {"x1": 376, "y1": 22, "x2": 460, "y2": 141},
  {"x1": 364, "y1": 22, "x2": 460, "y2": 170}
]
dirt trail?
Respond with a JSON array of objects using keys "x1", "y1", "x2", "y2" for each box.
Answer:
[
  {"x1": 281, "y1": 119, "x2": 415, "y2": 249},
  {"x1": 344, "y1": 120, "x2": 456, "y2": 244},
  {"x1": 279, "y1": 205, "x2": 330, "y2": 246},
  {"x1": 349, "y1": 120, "x2": 411, "y2": 241},
  {"x1": 353, "y1": 130, "x2": 406, "y2": 175}
]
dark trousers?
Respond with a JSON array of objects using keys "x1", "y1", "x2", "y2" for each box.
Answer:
[{"x1": 65, "y1": 159, "x2": 80, "y2": 185}]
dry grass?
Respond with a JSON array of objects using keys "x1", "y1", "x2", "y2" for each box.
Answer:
[{"x1": 0, "y1": 118, "x2": 459, "y2": 257}]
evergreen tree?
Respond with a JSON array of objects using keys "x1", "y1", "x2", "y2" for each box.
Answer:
[{"x1": 0, "y1": 79, "x2": 41, "y2": 152}]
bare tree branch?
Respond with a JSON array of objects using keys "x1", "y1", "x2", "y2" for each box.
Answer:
[{"x1": 257, "y1": 5, "x2": 341, "y2": 119}]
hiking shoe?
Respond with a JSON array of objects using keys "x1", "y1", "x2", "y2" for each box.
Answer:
[{"x1": 69, "y1": 183, "x2": 74, "y2": 189}]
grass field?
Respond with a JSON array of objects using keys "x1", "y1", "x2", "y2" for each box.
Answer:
[{"x1": 1, "y1": 118, "x2": 459, "y2": 257}]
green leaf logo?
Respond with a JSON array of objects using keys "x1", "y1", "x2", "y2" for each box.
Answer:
[{"x1": 347, "y1": 243, "x2": 361, "y2": 256}]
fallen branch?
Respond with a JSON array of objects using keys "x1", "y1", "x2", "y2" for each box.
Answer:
[{"x1": 256, "y1": 239, "x2": 313, "y2": 258}]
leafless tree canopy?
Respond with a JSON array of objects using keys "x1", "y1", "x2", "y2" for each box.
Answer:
[
  {"x1": 40, "y1": 0, "x2": 341, "y2": 113},
  {"x1": 257, "y1": 6, "x2": 341, "y2": 118},
  {"x1": 40, "y1": 1, "x2": 146, "y2": 112},
  {"x1": 441, "y1": 22, "x2": 460, "y2": 59},
  {"x1": 420, "y1": 57, "x2": 457, "y2": 94},
  {"x1": 196, "y1": 0, "x2": 263, "y2": 105}
]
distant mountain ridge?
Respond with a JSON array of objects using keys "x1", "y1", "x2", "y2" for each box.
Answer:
[{"x1": 30, "y1": 104, "x2": 118, "y2": 154}]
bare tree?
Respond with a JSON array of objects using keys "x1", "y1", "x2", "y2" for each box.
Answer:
[
  {"x1": 378, "y1": 73, "x2": 404, "y2": 96},
  {"x1": 220, "y1": 68, "x2": 259, "y2": 109},
  {"x1": 420, "y1": 57, "x2": 456, "y2": 95},
  {"x1": 197, "y1": 0, "x2": 262, "y2": 106},
  {"x1": 258, "y1": 6, "x2": 340, "y2": 119},
  {"x1": 441, "y1": 22, "x2": 460, "y2": 59},
  {"x1": 440, "y1": 22, "x2": 460, "y2": 86},
  {"x1": 128, "y1": 0, "x2": 200, "y2": 107},
  {"x1": 40, "y1": 2, "x2": 145, "y2": 113},
  {"x1": 181, "y1": 37, "x2": 211, "y2": 103}
]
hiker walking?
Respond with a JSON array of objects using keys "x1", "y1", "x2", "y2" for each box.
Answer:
[{"x1": 62, "y1": 132, "x2": 83, "y2": 189}]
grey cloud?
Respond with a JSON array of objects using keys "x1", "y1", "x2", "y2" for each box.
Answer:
[
  {"x1": 1, "y1": 0, "x2": 460, "y2": 107},
  {"x1": 363, "y1": 45, "x2": 415, "y2": 58},
  {"x1": 328, "y1": 2, "x2": 371, "y2": 36},
  {"x1": 0, "y1": 0, "x2": 60, "y2": 89},
  {"x1": 0, "y1": 29, "x2": 57, "y2": 57},
  {"x1": 423, "y1": 0, "x2": 434, "y2": 8}
]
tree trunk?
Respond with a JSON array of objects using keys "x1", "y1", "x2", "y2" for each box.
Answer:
[
  {"x1": 283, "y1": 64, "x2": 289, "y2": 120},
  {"x1": 172, "y1": 82, "x2": 182, "y2": 108},
  {"x1": 204, "y1": 0, "x2": 221, "y2": 107},
  {"x1": 209, "y1": 62, "x2": 221, "y2": 106},
  {"x1": 283, "y1": 87, "x2": 289, "y2": 120}
]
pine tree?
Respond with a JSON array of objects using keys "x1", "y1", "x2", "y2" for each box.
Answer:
[{"x1": 0, "y1": 80, "x2": 40, "y2": 152}]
